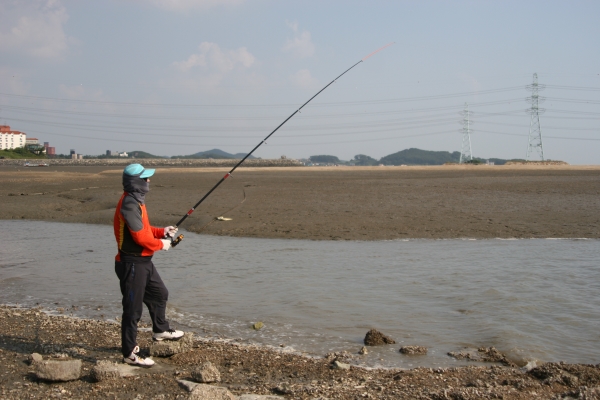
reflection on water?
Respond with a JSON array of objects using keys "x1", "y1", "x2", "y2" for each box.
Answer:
[{"x1": 1, "y1": 220, "x2": 599, "y2": 368}]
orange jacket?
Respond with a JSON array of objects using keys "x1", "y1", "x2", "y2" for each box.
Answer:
[{"x1": 114, "y1": 192, "x2": 165, "y2": 261}]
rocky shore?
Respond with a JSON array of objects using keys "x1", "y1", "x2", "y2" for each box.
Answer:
[{"x1": 1, "y1": 305, "x2": 599, "y2": 399}]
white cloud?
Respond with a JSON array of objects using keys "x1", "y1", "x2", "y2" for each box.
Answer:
[
  {"x1": 0, "y1": 0, "x2": 74, "y2": 59},
  {"x1": 149, "y1": 0, "x2": 244, "y2": 11},
  {"x1": 0, "y1": 68, "x2": 32, "y2": 95},
  {"x1": 58, "y1": 84, "x2": 86, "y2": 99},
  {"x1": 290, "y1": 69, "x2": 319, "y2": 89},
  {"x1": 173, "y1": 42, "x2": 255, "y2": 73},
  {"x1": 282, "y1": 21, "x2": 315, "y2": 59}
]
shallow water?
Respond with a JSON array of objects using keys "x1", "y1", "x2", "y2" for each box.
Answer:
[{"x1": 1, "y1": 220, "x2": 599, "y2": 368}]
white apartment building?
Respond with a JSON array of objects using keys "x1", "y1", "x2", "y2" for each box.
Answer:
[{"x1": 0, "y1": 125, "x2": 26, "y2": 150}]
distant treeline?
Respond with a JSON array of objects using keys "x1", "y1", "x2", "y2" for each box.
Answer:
[
  {"x1": 7, "y1": 147, "x2": 520, "y2": 165},
  {"x1": 310, "y1": 149, "x2": 520, "y2": 166}
]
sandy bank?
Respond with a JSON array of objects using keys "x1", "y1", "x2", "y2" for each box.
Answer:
[{"x1": 1, "y1": 164, "x2": 599, "y2": 240}]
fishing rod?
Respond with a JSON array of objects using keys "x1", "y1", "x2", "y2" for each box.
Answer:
[{"x1": 170, "y1": 42, "x2": 395, "y2": 247}]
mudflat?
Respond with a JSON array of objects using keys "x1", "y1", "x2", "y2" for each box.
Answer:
[{"x1": 1, "y1": 164, "x2": 599, "y2": 240}]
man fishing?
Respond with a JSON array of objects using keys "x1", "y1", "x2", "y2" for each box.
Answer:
[{"x1": 113, "y1": 163, "x2": 183, "y2": 367}]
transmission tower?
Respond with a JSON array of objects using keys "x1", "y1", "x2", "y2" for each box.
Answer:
[
  {"x1": 526, "y1": 73, "x2": 545, "y2": 161},
  {"x1": 459, "y1": 103, "x2": 473, "y2": 163}
]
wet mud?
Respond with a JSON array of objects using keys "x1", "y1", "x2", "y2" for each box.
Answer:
[{"x1": 1, "y1": 164, "x2": 600, "y2": 240}]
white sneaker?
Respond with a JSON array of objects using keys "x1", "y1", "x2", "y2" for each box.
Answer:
[
  {"x1": 123, "y1": 346, "x2": 155, "y2": 367},
  {"x1": 152, "y1": 328, "x2": 184, "y2": 341}
]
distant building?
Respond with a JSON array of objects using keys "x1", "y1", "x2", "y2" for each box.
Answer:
[
  {"x1": 106, "y1": 150, "x2": 128, "y2": 157},
  {"x1": 44, "y1": 142, "x2": 56, "y2": 158},
  {"x1": 0, "y1": 125, "x2": 26, "y2": 150},
  {"x1": 25, "y1": 137, "x2": 46, "y2": 155}
]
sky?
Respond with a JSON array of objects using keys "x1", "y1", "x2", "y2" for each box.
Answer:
[{"x1": 0, "y1": 0, "x2": 599, "y2": 164}]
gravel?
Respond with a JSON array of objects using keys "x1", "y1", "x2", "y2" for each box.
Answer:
[{"x1": 1, "y1": 305, "x2": 599, "y2": 399}]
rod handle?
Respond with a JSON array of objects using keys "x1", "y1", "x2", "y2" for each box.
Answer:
[{"x1": 171, "y1": 234, "x2": 184, "y2": 248}]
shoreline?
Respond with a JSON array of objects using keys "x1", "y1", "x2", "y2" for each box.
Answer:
[
  {"x1": 2, "y1": 166, "x2": 600, "y2": 398},
  {"x1": 1, "y1": 304, "x2": 599, "y2": 399}
]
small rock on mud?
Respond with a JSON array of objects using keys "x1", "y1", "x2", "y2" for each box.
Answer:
[{"x1": 363, "y1": 328, "x2": 396, "y2": 346}]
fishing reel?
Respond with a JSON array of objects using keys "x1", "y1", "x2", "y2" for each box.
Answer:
[{"x1": 171, "y1": 234, "x2": 184, "y2": 248}]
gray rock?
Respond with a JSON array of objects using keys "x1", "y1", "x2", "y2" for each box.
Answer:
[
  {"x1": 332, "y1": 360, "x2": 350, "y2": 370},
  {"x1": 252, "y1": 321, "x2": 264, "y2": 330},
  {"x1": 150, "y1": 332, "x2": 194, "y2": 357},
  {"x1": 29, "y1": 353, "x2": 43, "y2": 365},
  {"x1": 191, "y1": 361, "x2": 221, "y2": 383},
  {"x1": 178, "y1": 379, "x2": 200, "y2": 392},
  {"x1": 399, "y1": 345, "x2": 428, "y2": 355},
  {"x1": 358, "y1": 346, "x2": 368, "y2": 355},
  {"x1": 448, "y1": 346, "x2": 515, "y2": 366},
  {"x1": 35, "y1": 359, "x2": 82, "y2": 382},
  {"x1": 520, "y1": 360, "x2": 538, "y2": 372},
  {"x1": 363, "y1": 328, "x2": 395, "y2": 346},
  {"x1": 177, "y1": 380, "x2": 236, "y2": 400},
  {"x1": 239, "y1": 395, "x2": 285, "y2": 399},
  {"x1": 90, "y1": 360, "x2": 120, "y2": 382},
  {"x1": 273, "y1": 382, "x2": 292, "y2": 394}
]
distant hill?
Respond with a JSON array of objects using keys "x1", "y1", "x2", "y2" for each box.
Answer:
[
  {"x1": 129, "y1": 151, "x2": 165, "y2": 159},
  {"x1": 380, "y1": 148, "x2": 461, "y2": 165},
  {"x1": 352, "y1": 154, "x2": 379, "y2": 166},
  {"x1": 172, "y1": 148, "x2": 256, "y2": 159}
]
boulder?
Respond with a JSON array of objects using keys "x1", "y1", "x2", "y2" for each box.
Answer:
[
  {"x1": 35, "y1": 359, "x2": 82, "y2": 382},
  {"x1": 177, "y1": 380, "x2": 236, "y2": 400},
  {"x1": 90, "y1": 360, "x2": 121, "y2": 382},
  {"x1": 28, "y1": 353, "x2": 43, "y2": 365},
  {"x1": 191, "y1": 361, "x2": 221, "y2": 383},
  {"x1": 399, "y1": 345, "x2": 428, "y2": 355},
  {"x1": 150, "y1": 332, "x2": 194, "y2": 357},
  {"x1": 252, "y1": 322, "x2": 264, "y2": 330},
  {"x1": 363, "y1": 328, "x2": 395, "y2": 346},
  {"x1": 332, "y1": 360, "x2": 350, "y2": 370}
]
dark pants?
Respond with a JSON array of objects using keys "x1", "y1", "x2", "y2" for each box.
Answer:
[{"x1": 115, "y1": 254, "x2": 170, "y2": 357}]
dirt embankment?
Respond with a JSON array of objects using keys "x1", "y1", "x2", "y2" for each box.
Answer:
[{"x1": 1, "y1": 164, "x2": 599, "y2": 240}]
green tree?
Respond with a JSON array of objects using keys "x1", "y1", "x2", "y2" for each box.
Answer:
[
  {"x1": 309, "y1": 155, "x2": 340, "y2": 164},
  {"x1": 353, "y1": 154, "x2": 378, "y2": 166}
]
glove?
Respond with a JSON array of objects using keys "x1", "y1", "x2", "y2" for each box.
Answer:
[
  {"x1": 161, "y1": 239, "x2": 172, "y2": 251},
  {"x1": 164, "y1": 226, "x2": 178, "y2": 238}
]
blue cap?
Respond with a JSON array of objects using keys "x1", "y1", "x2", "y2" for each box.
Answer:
[{"x1": 123, "y1": 163, "x2": 155, "y2": 178}]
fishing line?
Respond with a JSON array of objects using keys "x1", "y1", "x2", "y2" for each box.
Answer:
[{"x1": 169, "y1": 43, "x2": 395, "y2": 246}]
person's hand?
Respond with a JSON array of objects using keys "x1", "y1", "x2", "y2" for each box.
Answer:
[
  {"x1": 161, "y1": 239, "x2": 172, "y2": 251},
  {"x1": 164, "y1": 226, "x2": 178, "y2": 238}
]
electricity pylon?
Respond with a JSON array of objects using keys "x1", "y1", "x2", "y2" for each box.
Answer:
[
  {"x1": 459, "y1": 103, "x2": 473, "y2": 163},
  {"x1": 526, "y1": 73, "x2": 545, "y2": 161}
]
